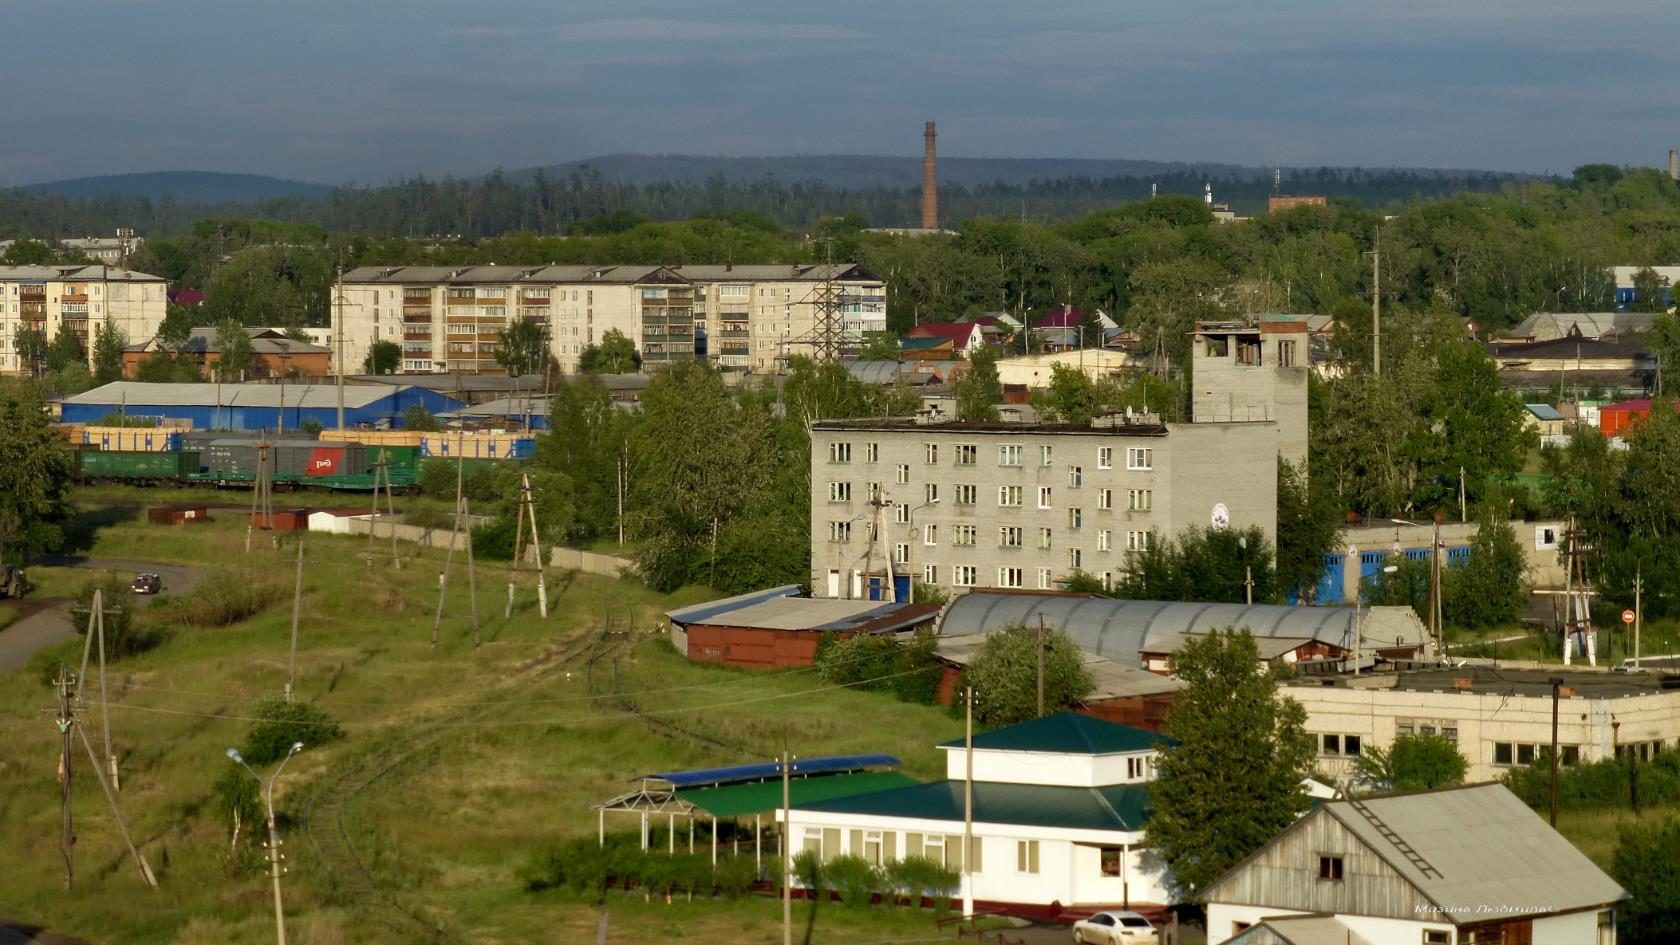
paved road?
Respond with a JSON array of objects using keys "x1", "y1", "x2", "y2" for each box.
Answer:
[
  {"x1": 0, "y1": 924, "x2": 90, "y2": 945},
  {"x1": 0, "y1": 558, "x2": 201, "y2": 674}
]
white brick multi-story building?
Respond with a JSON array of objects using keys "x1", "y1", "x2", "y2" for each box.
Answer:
[
  {"x1": 337, "y1": 263, "x2": 885, "y2": 376},
  {"x1": 0, "y1": 265, "x2": 168, "y2": 374}
]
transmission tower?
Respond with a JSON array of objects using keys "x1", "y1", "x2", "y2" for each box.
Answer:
[{"x1": 785, "y1": 238, "x2": 844, "y2": 363}]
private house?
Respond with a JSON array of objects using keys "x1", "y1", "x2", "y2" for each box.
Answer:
[
  {"x1": 906, "y1": 321, "x2": 987, "y2": 357},
  {"x1": 1505, "y1": 311, "x2": 1655, "y2": 343},
  {"x1": 1137, "y1": 632, "x2": 1345, "y2": 675},
  {"x1": 122, "y1": 326, "x2": 332, "y2": 380},
  {"x1": 782, "y1": 712, "x2": 1174, "y2": 915},
  {"x1": 1523, "y1": 403, "x2": 1569, "y2": 442},
  {"x1": 1485, "y1": 335, "x2": 1653, "y2": 393},
  {"x1": 1032, "y1": 305, "x2": 1118, "y2": 352},
  {"x1": 664, "y1": 586, "x2": 939, "y2": 668},
  {"x1": 1202, "y1": 783, "x2": 1625, "y2": 945}
]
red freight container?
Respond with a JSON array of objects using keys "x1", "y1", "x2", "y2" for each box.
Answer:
[{"x1": 307, "y1": 447, "x2": 343, "y2": 477}]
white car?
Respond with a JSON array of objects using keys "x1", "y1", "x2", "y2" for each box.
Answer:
[{"x1": 1072, "y1": 911, "x2": 1158, "y2": 945}]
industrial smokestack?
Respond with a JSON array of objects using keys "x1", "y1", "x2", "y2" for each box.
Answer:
[
  {"x1": 922, "y1": 121, "x2": 938, "y2": 230},
  {"x1": 1669, "y1": 148, "x2": 1678, "y2": 182}
]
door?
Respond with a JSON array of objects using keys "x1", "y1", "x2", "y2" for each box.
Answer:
[{"x1": 826, "y1": 569, "x2": 841, "y2": 598}]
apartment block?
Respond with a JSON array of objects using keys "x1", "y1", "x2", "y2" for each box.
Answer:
[
  {"x1": 338, "y1": 263, "x2": 885, "y2": 376},
  {"x1": 0, "y1": 265, "x2": 168, "y2": 374},
  {"x1": 809, "y1": 417, "x2": 1278, "y2": 600}
]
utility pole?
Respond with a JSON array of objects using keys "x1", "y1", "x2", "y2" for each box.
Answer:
[
  {"x1": 464, "y1": 492, "x2": 481, "y2": 649},
  {"x1": 286, "y1": 539, "x2": 304, "y2": 702},
  {"x1": 1548, "y1": 677, "x2": 1563, "y2": 827},
  {"x1": 1429, "y1": 516, "x2": 1443, "y2": 656},
  {"x1": 962, "y1": 686, "x2": 974, "y2": 919},
  {"x1": 1458, "y1": 467, "x2": 1467, "y2": 523},
  {"x1": 1635, "y1": 566, "x2": 1644, "y2": 665},
  {"x1": 781, "y1": 749, "x2": 792, "y2": 945},
  {"x1": 616, "y1": 447, "x2": 626, "y2": 547},
  {"x1": 56, "y1": 666, "x2": 74, "y2": 890},
  {"x1": 75, "y1": 589, "x2": 120, "y2": 790},
  {"x1": 432, "y1": 457, "x2": 466, "y2": 647},
  {"x1": 1369, "y1": 227, "x2": 1381, "y2": 378},
  {"x1": 335, "y1": 266, "x2": 346, "y2": 431},
  {"x1": 1036, "y1": 614, "x2": 1046, "y2": 719}
]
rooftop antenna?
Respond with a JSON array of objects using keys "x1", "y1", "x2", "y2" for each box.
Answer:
[
  {"x1": 1273, "y1": 168, "x2": 1282, "y2": 196},
  {"x1": 1204, "y1": 182, "x2": 1214, "y2": 206},
  {"x1": 1150, "y1": 182, "x2": 1157, "y2": 200}
]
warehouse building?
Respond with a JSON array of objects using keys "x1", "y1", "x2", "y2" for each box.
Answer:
[
  {"x1": 60, "y1": 381, "x2": 463, "y2": 431},
  {"x1": 665, "y1": 585, "x2": 939, "y2": 668}
]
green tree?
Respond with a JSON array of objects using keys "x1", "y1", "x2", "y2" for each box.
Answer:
[
  {"x1": 855, "y1": 332, "x2": 901, "y2": 361},
  {"x1": 92, "y1": 318, "x2": 126, "y2": 384},
  {"x1": 1442, "y1": 515, "x2": 1528, "y2": 629},
  {"x1": 403, "y1": 403, "x2": 440, "y2": 431},
  {"x1": 1352, "y1": 733, "x2": 1467, "y2": 794},
  {"x1": 1275, "y1": 458, "x2": 1343, "y2": 602},
  {"x1": 579, "y1": 328, "x2": 640, "y2": 374},
  {"x1": 0, "y1": 385, "x2": 75, "y2": 563},
  {"x1": 538, "y1": 377, "x2": 634, "y2": 542},
  {"x1": 1112, "y1": 526, "x2": 1276, "y2": 603},
  {"x1": 241, "y1": 697, "x2": 343, "y2": 765},
  {"x1": 13, "y1": 328, "x2": 47, "y2": 376},
  {"x1": 45, "y1": 323, "x2": 84, "y2": 373},
  {"x1": 213, "y1": 319, "x2": 253, "y2": 380},
  {"x1": 71, "y1": 575, "x2": 153, "y2": 659},
  {"x1": 1148, "y1": 628, "x2": 1315, "y2": 898},
  {"x1": 954, "y1": 348, "x2": 1002, "y2": 421},
  {"x1": 1650, "y1": 312, "x2": 1680, "y2": 390},
  {"x1": 135, "y1": 350, "x2": 201, "y2": 382},
  {"x1": 362, "y1": 340, "x2": 401, "y2": 375},
  {"x1": 157, "y1": 304, "x2": 197, "y2": 351},
  {"x1": 1613, "y1": 817, "x2": 1680, "y2": 945},
  {"x1": 960, "y1": 623, "x2": 1094, "y2": 726},
  {"x1": 1, "y1": 238, "x2": 55, "y2": 265},
  {"x1": 1419, "y1": 342, "x2": 1534, "y2": 515},
  {"x1": 1631, "y1": 266, "x2": 1670, "y2": 313},
  {"x1": 496, "y1": 317, "x2": 547, "y2": 377}
]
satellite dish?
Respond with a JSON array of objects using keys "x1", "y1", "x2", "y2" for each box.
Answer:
[{"x1": 1211, "y1": 503, "x2": 1230, "y2": 529}]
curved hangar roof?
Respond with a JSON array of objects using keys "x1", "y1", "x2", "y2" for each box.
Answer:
[{"x1": 939, "y1": 593, "x2": 1426, "y2": 667}]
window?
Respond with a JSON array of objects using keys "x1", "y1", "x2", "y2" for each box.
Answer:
[
  {"x1": 1127, "y1": 756, "x2": 1149, "y2": 779},
  {"x1": 955, "y1": 444, "x2": 978, "y2": 466},
  {"x1": 1424, "y1": 932, "x2": 1451, "y2": 945},
  {"x1": 998, "y1": 486, "x2": 1023, "y2": 507},
  {"x1": 1098, "y1": 530, "x2": 1112, "y2": 552},
  {"x1": 955, "y1": 484, "x2": 977, "y2": 505},
  {"x1": 999, "y1": 526, "x2": 1023, "y2": 548},
  {"x1": 1517, "y1": 744, "x2": 1537, "y2": 765},
  {"x1": 1126, "y1": 447, "x2": 1153, "y2": 470},
  {"x1": 925, "y1": 443, "x2": 939, "y2": 464},
  {"x1": 864, "y1": 442, "x2": 879, "y2": 463},
  {"x1": 924, "y1": 524, "x2": 938, "y2": 546},
  {"x1": 924, "y1": 483, "x2": 939, "y2": 505},
  {"x1": 1598, "y1": 909, "x2": 1615, "y2": 945},
  {"x1": 1318, "y1": 855, "x2": 1344, "y2": 881},
  {"x1": 997, "y1": 567, "x2": 1023, "y2": 588},
  {"x1": 828, "y1": 482, "x2": 851, "y2": 502},
  {"x1": 829, "y1": 521, "x2": 852, "y2": 542},
  {"x1": 1237, "y1": 338, "x2": 1262, "y2": 365},
  {"x1": 999, "y1": 445, "x2": 1023, "y2": 466},
  {"x1": 1128, "y1": 489, "x2": 1153, "y2": 512},
  {"x1": 954, "y1": 566, "x2": 977, "y2": 587},
  {"x1": 829, "y1": 442, "x2": 852, "y2": 463},
  {"x1": 1098, "y1": 488, "x2": 1113, "y2": 510},
  {"x1": 861, "y1": 830, "x2": 886, "y2": 866},
  {"x1": 896, "y1": 464, "x2": 910, "y2": 485},
  {"x1": 1100, "y1": 846, "x2": 1123, "y2": 876},
  {"x1": 1068, "y1": 548, "x2": 1082, "y2": 569},
  {"x1": 1494, "y1": 742, "x2": 1514, "y2": 766},
  {"x1": 954, "y1": 524, "x2": 977, "y2": 546},
  {"x1": 1038, "y1": 527, "x2": 1054, "y2": 550},
  {"x1": 1127, "y1": 530, "x2": 1150, "y2": 552},
  {"x1": 1068, "y1": 465, "x2": 1083, "y2": 488},
  {"x1": 803, "y1": 828, "x2": 825, "y2": 857},
  {"x1": 1038, "y1": 486, "x2": 1053, "y2": 509},
  {"x1": 895, "y1": 503, "x2": 910, "y2": 524},
  {"x1": 1068, "y1": 508, "x2": 1083, "y2": 529},
  {"x1": 1037, "y1": 568, "x2": 1054, "y2": 589},
  {"x1": 1098, "y1": 447, "x2": 1113, "y2": 469},
  {"x1": 894, "y1": 543, "x2": 910, "y2": 564},
  {"x1": 1279, "y1": 339, "x2": 1297, "y2": 367},
  {"x1": 1040, "y1": 445, "x2": 1053, "y2": 467},
  {"x1": 866, "y1": 481, "x2": 882, "y2": 501},
  {"x1": 1016, "y1": 840, "x2": 1040, "y2": 874},
  {"x1": 923, "y1": 564, "x2": 938, "y2": 584}
]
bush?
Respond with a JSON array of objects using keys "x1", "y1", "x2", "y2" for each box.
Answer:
[
  {"x1": 714, "y1": 855, "x2": 757, "y2": 901},
  {"x1": 72, "y1": 575, "x2": 160, "y2": 659},
  {"x1": 1503, "y1": 751, "x2": 1680, "y2": 812},
  {"x1": 893, "y1": 630, "x2": 943, "y2": 705},
  {"x1": 417, "y1": 458, "x2": 497, "y2": 503},
  {"x1": 298, "y1": 418, "x2": 324, "y2": 436},
  {"x1": 1614, "y1": 817, "x2": 1680, "y2": 945},
  {"x1": 825, "y1": 853, "x2": 881, "y2": 910},
  {"x1": 241, "y1": 697, "x2": 343, "y2": 765},
  {"x1": 816, "y1": 634, "x2": 899, "y2": 689},
  {"x1": 163, "y1": 567, "x2": 284, "y2": 627}
]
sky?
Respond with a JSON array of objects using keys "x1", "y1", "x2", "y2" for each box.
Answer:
[{"x1": 4, "y1": 0, "x2": 1679, "y2": 186}]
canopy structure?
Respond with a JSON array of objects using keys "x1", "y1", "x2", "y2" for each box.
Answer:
[{"x1": 594, "y1": 755, "x2": 908, "y2": 871}]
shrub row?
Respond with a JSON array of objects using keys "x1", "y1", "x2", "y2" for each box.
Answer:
[
  {"x1": 1503, "y1": 750, "x2": 1680, "y2": 812},
  {"x1": 813, "y1": 630, "x2": 942, "y2": 705}
]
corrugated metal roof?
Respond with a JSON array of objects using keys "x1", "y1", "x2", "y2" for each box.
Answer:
[
  {"x1": 1524, "y1": 403, "x2": 1565, "y2": 421},
  {"x1": 669, "y1": 595, "x2": 935, "y2": 633},
  {"x1": 796, "y1": 780, "x2": 1152, "y2": 832},
  {"x1": 935, "y1": 712, "x2": 1171, "y2": 755},
  {"x1": 1323, "y1": 784, "x2": 1626, "y2": 920},
  {"x1": 1138, "y1": 632, "x2": 1324, "y2": 661},
  {"x1": 438, "y1": 397, "x2": 551, "y2": 418},
  {"x1": 679, "y1": 771, "x2": 919, "y2": 818},
  {"x1": 63, "y1": 381, "x2": 454, "y2": 410},
  {"x1": 1230, "y1": 916, "x2": 1372, "y2": 945},
  {"x1": 665, "y1": 586, "x2": 802, "y2": 626},
  {"x1": 641, "y1": 754, "x2": 900, "y2": 789},
  {"x1": 935, "y1": 633, "x2": 1184, "y2": 700},
  {"x1": 939, "y1": 593, "x2": 1427, "y2": 668}
]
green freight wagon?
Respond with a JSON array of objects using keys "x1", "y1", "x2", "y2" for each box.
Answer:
[{"x1": 80, "y1": 449, "x2": 201, "y2": 481}]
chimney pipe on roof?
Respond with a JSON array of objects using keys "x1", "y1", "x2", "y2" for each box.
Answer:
[{"x1": 922, "y1": 121, "x2": 938, "y2": 230}]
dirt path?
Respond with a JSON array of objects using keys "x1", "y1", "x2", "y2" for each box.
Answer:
[{"x1": 0, "y1": 558, "x2": 202, "y2": 674}]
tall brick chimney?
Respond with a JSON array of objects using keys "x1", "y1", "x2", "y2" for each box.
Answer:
[
  {"x1": 1669, "y1": 148, "x2": 1678, "y2": 182},
  {"x1": 922, "y1": 121, "x2": 938, "y2": 230}
]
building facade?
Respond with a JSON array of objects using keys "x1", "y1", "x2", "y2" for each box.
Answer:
[
  {"x1": 0, "y1": 265, "x2": 168, "y2": 375},
  {"x1": 338, "y1": 263, "x2": 886, "y2": 376},
  {"x1": 1190, "y1": 316, "x2": 1310, "y2": 466},
  {"x1": 809, "y1": 418, "x2": 1279, "y2": 600},
  {"x1": 1288, "y1": 668, "x2": 1680, "y2": 786}
]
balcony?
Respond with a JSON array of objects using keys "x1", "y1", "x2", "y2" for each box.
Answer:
[
  {"x1": 446, "y1": 295, "x2": 476, "y2": 305},
  {"x1": 404, "y1": 330, "x2": 432, "y2": 341},
  {"x1": 62, "y1": 293, "x2": 89, "y2": 303},
  {"x1": 404, "y1": 312, "x2": 432, "y2": 324},
  {"x1": 403, "y1": 291, "x2": 431, "y2": 302},
  {"x1": 519, "y1": 294, "x2": 551, "y2": 306}
]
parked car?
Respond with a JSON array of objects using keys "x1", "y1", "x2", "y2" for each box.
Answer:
[
  {"x1": 1072, "y1": 911, "x2": 1157, "y2": 945},
  {"x1": 130, "y1": 573, "x2": 163, "y2": 595},
  {"x1": 0, "y1": 565, "x2": 27, "y2": 599}
]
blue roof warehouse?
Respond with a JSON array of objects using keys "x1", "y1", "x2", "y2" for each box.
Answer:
[{"x1": 60, "y1": 382, "x2": 465, "y2": 431}]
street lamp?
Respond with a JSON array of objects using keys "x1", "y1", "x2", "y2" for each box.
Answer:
[
  {"x1": 907, "y1": 498, "x2": 940, "y2": 603},
  {"x1": 1237, "y1": 534, "x2": 1253, "y2": 605},
  {"x1": 228, "y1": 742, "x2": 304, "y2": 945}
]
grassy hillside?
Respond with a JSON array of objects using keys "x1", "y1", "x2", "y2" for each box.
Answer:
[{"x1": 0, "y1": 499, "x2": 961, "y2": 945}]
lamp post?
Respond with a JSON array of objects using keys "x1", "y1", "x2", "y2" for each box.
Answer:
[
  {"x1": 1237, "y1": 534, "x2": 1253, "y2": 605},
  {"x1": 906, "y1": 498, "x2": 940, "y2": 603},
  {"x1": 228, "y1": 742, "x2": 304, "y2": 945}
]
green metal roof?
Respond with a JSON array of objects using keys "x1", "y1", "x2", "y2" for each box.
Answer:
[
  {"x1": 938, "y1": 712, "x2": 1171, "y2": 755},
  {"x1": 677, "y1": 771, "x2": 919, "y2": 818},
  {"x1": 796, "y1": 779, "x2": 1153, "y2": 832}
]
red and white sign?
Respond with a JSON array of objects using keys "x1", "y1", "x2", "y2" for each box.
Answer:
[
  {"x1": 1622, "y1": 609, "x2": 1636, "y2": 625},
  {"x1": 306, "y1": 448, "x2": 341, "y2": 477}
]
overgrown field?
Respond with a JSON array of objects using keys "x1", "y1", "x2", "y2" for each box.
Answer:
[{"x1": 0, "y1": 499, "x2": 963, "y2": 945}]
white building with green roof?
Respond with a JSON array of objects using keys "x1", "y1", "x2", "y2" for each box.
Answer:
[{"x1": 782, "y1": 712, "x2": 1175, "y2": 915}]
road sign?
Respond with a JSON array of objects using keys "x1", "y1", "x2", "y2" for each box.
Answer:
[{"x1": 1622, "y1": 609, "x2": 1636, "y2": 625}]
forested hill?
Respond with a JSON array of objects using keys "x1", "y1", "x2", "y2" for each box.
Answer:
[
  {"x1": 526, "y1": 154, "x2": 1257, "y2": 189},
  {"x1": 25, "y1": 171, "x2": 331, "y2": 203}
]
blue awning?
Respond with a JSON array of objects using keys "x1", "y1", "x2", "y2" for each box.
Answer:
[{"x1": 639, "y1": 754, "x2": 901, "y2": 789}]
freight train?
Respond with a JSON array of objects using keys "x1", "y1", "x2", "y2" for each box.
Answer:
[{"x1": 67, "y1": 427, "x2": 535, "y2": 493}]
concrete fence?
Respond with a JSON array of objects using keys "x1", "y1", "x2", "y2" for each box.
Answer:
[
  {"x1": 548, "y1": 547, "x2": 634, "y2": 577},
  {"x1": 332, "y1": 516, "x2": 634, "y2": 576}
]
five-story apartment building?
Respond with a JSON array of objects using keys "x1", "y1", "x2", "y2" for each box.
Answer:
[{"x1": 0, "y1": 265, "x2": 168, "y2": 375}]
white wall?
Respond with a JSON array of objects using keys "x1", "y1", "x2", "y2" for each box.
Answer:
[
  {"x1": 1208, "y1": 904, "x2": 1457, "y2": 945},
  {"x1": 940, "y1": 748, "x2": 1155, "y2": 787},
  {"x1": 1533, "y1": 909, "x2": 1603, "y2": 945}
]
